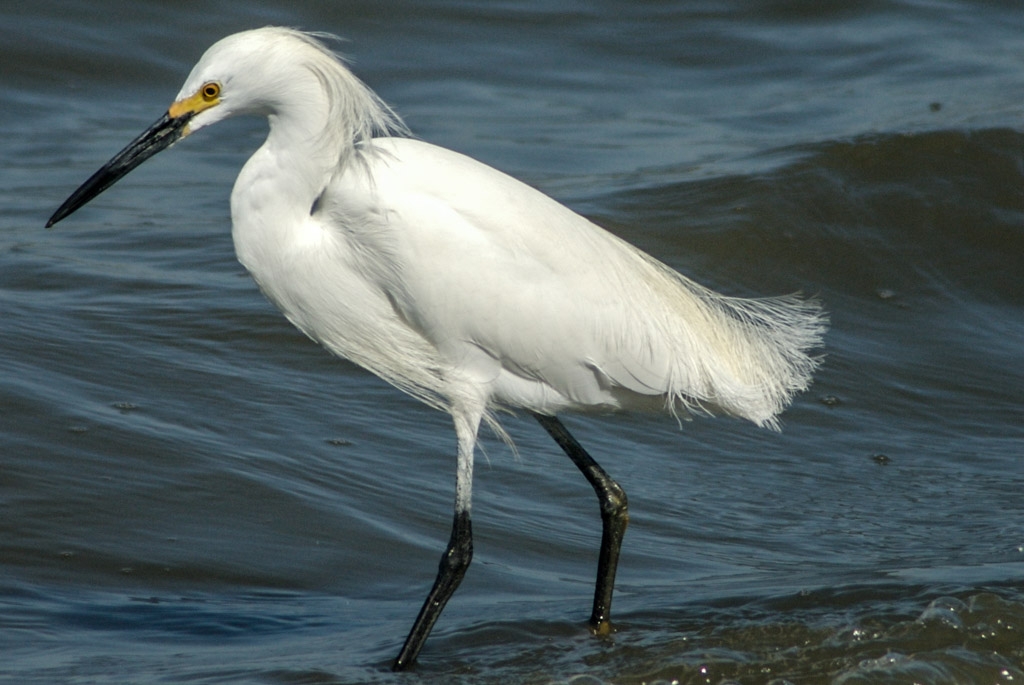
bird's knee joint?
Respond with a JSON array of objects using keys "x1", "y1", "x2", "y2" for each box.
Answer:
[
  {"x1": 440, "y1": 540, "x2": 473, "y2": 576},
  {"x1": 601, "y1": 484, "x2": 628, "y2": 521},
  {"x1": 439, "y1": 510, "x2": 473, "y2": 572}
]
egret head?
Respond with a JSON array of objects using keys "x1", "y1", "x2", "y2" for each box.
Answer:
[
  {"x1": 46, "y1": 27, "x2": 387, "y2": 228},
  {"x1": 169, "y1": 28, "x2": 322, "y2": 134}
]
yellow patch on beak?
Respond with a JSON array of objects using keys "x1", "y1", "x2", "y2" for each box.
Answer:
[{"x1": 167, "y1": 81, "x2": 222, "y2": 132}]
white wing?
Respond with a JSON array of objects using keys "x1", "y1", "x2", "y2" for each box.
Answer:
[{"x1": 319, "y1": 137, "x2": 825, "y2": 426}]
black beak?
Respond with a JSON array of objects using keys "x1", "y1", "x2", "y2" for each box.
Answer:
[{"x1": 46, "y1": 110, "x2": 195, "y2": 228}]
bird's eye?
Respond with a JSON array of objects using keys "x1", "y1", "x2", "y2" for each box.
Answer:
[{"x1": 201, "y1": 82, "x2": 221, "y2": 101}]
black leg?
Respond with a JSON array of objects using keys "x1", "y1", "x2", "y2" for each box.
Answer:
[
  {"x1": 533, "y1": 413, "x2": 628, "y2": 634},
  {"x1": 392, "y1": 510, "x2": 473, "y2": 671}
]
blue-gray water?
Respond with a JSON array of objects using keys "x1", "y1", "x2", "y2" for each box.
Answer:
[{"x1": 3, "y1": 2, "x2": 1024, "y2": 683}]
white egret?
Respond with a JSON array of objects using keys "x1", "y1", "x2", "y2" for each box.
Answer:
[{"x1": 48, "y1": 27, "x2": 827, "y2": 670}]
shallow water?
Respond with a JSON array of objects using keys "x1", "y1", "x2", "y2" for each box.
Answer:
[{"x1": 3, "y1": 1, "x2": 1023, "y2": 683}]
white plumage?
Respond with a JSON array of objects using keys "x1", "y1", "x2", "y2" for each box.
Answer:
[
  {"x1": 48, "y1": 27, "x2": 826, "y2": 670},
  {"x1": 198, "y1": 30, "x2": 824, "y2": 430}
]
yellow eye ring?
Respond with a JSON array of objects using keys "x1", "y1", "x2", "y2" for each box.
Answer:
[{"x1": 201, "y1": 82, "x2": 221, "y2": 101}]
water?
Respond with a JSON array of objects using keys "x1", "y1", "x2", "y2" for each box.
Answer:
[{"x1": 3, "y1": 1, "x2": 1023, "y2": 683}]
